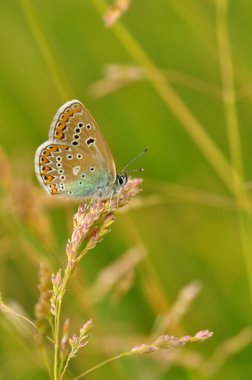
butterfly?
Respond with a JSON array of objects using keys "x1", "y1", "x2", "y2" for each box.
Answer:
[{"x1": 35, "y1": 100, "x2": 145, "y2": 200}]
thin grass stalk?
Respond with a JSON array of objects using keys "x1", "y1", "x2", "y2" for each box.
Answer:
[
  {"x1": 217, "y1": 0, "x2": 243, "y2": 178},
  {"x1": 216, "y1": 0, "x2": 252, "y2": 305},
  {"x1": 20, "y1": 0, "x2": 74, "y2": 101},
  {"x1": 53, "y1": 265, "x2": 73, "y2": 379},
  {"x1": 169, "y1": 0, "x2": 252, "y2": 109},
  {"x1": 73, "y1": 352, "x2": 130, "y2": 380},
  {"x1": 72, "y1": 330, "x2": 213, "y2": 380}
]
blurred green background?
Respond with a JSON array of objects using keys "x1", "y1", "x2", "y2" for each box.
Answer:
[{"x1": 1, "y1": 0, "x2": 252, "y2": 379}]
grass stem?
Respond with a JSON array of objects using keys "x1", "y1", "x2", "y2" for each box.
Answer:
[{"x1": 216, "y1": 0, "x2": 252, "y2": 305}]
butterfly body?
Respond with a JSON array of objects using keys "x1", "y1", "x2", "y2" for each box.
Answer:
[{"x1": 35, "y1": 100, "x2": 126, "y2": 199}]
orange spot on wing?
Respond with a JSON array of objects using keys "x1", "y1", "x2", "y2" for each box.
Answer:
[
  {"x1": 55, "y1": 103, "x2": 81, "y2": 139},
  {"x1": 57, "y1": 123, "x2": 67, "y2": 131},
  {"x1": 41, "y1": 166, "x2": 51, "y2": 175},
  {"x1": 49, "y1": 146, "x2": 60, "y2": 153},
  {"x1": 51, "y1": 184, "x2": 58, "y2": 194},
  {"x1": 61, "y1": 108, "x2": 74, "y2": 124},
  {"x1": 55, "y1": 130, "x2": 65, "y2": 140},
  {"x1": 44, "y1": 175, "x2": 54, "y2": 184},
  {"x1": 41, "y1": 157, "x2": 49, "y2": 165},
  {"x1": 41, "y1": 150, "x2": 51, "y2": 158}
]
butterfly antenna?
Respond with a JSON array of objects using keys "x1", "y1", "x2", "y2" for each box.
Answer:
[
  {"x1": 120, "y1": 147, "x2": 149, "y2": 174},
  {"x1": 125, "y1": 168, "x2": 144, "y2": 173}
]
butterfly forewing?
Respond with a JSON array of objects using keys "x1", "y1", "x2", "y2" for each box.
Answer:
[{"x1": 35, "y1": 100, "x2": 117, "y2": 198}]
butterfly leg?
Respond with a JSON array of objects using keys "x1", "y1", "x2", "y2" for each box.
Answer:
[
  {"x1": 116, "y1": 188, "x2": 122, "y2": 209},
  {"x1": 108, "y1": 190, "x2": 114, "y2": 212},
  {"x1": 87, "y1": 194, "x2": 98, "y2": 210}
]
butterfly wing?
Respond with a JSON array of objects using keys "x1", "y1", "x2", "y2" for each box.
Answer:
[{"x1": 35, "y1": 100, "x2": 117, "y2": 197}]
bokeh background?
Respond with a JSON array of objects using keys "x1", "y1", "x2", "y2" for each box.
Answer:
[{"x1": 1, "y1": 0, "x2": 252, "y2": 379}]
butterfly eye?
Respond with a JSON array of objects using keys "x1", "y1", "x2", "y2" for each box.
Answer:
[{"x1": 117, "y1": 174, "x2": 127, "y2": 187}]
